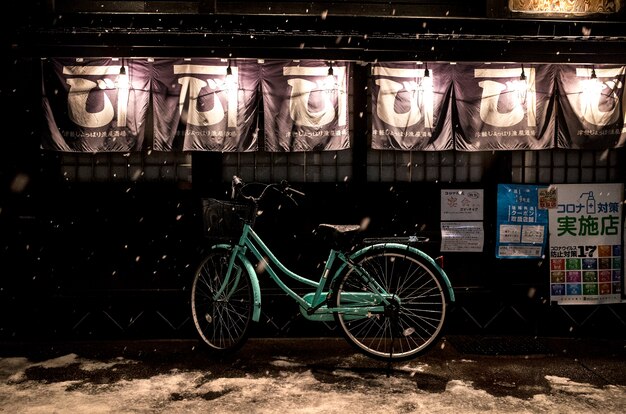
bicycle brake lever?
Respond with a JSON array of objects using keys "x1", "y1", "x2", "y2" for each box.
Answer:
[
  {"x1": 231, "y1": 175, "x2": 243, "y2": 199},
  {"x1": 287, "y1": 187, "x2": 305, "y2": 197},
  {"x1": 286, "y1": 193, "x2": 299, "y2": 207}
]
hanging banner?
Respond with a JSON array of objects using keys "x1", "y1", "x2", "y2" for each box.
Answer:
[
  {"x1": 261, "y1": 60, "x2": 350, "y2": 152},
  {"x1": 556, "y1": 65, "x2": 626, "y2": 149},
  {"x1": 453, "y1": 63, "x2": 556, "y2": 151},
  {"x1": 496, "y1": 184, "x2": 548, "y2": 259},
  {"x1": 41, "y1": 59, "x2": 626, "y2": 153},
  {"x1": 548, "y1": 183, "x2": 623, "y2": 304},
  {"x1": 370, "y1": 62, "x2": 453, "y2": 151},
  {"x1": 41, "y1": 58, "x2": 150, "y2": 152},
  {"x1": 152, "y1": 58, "x2": 260, "y2": 152}
]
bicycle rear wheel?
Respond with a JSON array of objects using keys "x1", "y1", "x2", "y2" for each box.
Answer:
[
  {"x1": 191, "y1": 248, "x2": 253, "y2": 353},
  {"x1": 331, "y1": 246, "x2": 449, "y2": 361}
]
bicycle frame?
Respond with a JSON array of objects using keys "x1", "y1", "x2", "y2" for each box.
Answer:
[{"x1": 211, "y1": 221, "x2": 455, "y2": 323}]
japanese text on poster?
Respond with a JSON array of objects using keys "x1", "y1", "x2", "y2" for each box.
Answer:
[
  {"x1": 440, "y1": 222, "x2": 484, "y2": 252},
  {"x1": 440, "y1": 189, "x2": 484, "y2": 252},
  {"x1": 548, "y1": 183, "x2": 623, "y2": 305},
  {"x1": 496, "y1": 184, "x2": 548, "y2": 259},
  {"x1": 440, "y1": 189, "x2": 484, "y2": 221}
]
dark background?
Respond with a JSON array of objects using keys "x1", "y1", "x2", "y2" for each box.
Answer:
[{"x1": 1, "y1": 1, "x2": 625, "y2": 342}]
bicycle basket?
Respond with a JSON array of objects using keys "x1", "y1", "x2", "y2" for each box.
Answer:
[{"x1": 201, "y1": 198, "x2": 257, "y2": 241}]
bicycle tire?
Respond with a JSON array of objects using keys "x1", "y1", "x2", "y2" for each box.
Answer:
[
  {"x1": 330, "y1": 245, "x2": 450, "y2": 361},
  {"x1": 191, "y1": 247, "x2": 253, "y2": 353}
]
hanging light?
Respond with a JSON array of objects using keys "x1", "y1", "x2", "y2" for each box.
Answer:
[
  {"x1": 421, "y1": 62, "x2": 434, "y2": 128},
  {"x1": 324, "y1": 60, "x2": 336, "y2": 90},
  {"x1": 116, "y1": 58, "x2": 129, "y2": 127},
  {"x1": 116, "y1": 58, "x2": 129, "y2": 88},
  {"x1": 224, "y1": 60, "x2": 236, "y2": 90},
  {"x1": 514, "y1": 64, "x2": 528, "y2": 105},
  {"x1": 585, "y1": 66, "x2": 601, "y2": 91},
  {"x1": 422, "y1": 62, "x2": 433, "y2": 90},
  {"x1": 582, "y1": 66, "x2": 602, "y2": 105}
]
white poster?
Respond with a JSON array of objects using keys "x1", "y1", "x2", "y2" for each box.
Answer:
[
  {"x1": 440, "y1": 189, "x2": 484, "y2": 221},
  {"x1": 548, "y1": 183, "x2": 623, "y2": 304},
  {"x1": 440, "y1": 221, "x2": 484, "y2": 252}
]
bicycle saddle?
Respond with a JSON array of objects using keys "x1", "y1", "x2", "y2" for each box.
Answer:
[
  {"x1": 318, "y1": 223, "x2": 361, "y2": 233},
  {"x1": 315, "y1": 223, "x2": 362, "y2": 250}
]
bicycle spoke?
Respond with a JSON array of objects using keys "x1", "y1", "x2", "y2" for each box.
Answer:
[
  {"x1": 333, "y1": 248, "x2": 448, "y2": 361},
  {"x1": 191, "y1": 249, "x2": 253, "y2": 353}
]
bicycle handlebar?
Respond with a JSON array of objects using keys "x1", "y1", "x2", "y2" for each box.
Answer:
[
  {"x1": 231, "y1": 175, "x2": 305, "y2": 205},
  {"x1": 281, "y1": 180, "x2": 305, "y2": 197}
]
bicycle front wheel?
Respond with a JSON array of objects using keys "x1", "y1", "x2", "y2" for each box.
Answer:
[
  {"x1": 331, "y1": 246, "x2": 449, "y2": 361},
  {"x1": 191, "y1": 248, "x2": 253, "y2": 353}
]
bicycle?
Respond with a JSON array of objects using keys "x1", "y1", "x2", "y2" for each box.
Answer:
[{"x1": 190, "y1": 176, "x2": 455, "y2": 361}]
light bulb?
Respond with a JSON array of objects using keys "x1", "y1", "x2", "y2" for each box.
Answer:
[
  {"x1": 224, "y1": 63, "x2": 236, "y2": 90},
  {"x1": 116, "y1": 61, "x2": 129, "y2": 127},
  {"x1": 325, "y1": 62, "x2": 336, "y2": 91}
]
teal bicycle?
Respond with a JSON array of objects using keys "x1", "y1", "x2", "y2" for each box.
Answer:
[{"x1": 191, "y1": 176, "x2": 455, "y2": 361}]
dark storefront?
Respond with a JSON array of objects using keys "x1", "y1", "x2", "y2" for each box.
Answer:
[{"x1": 1, "y1": 1, "x2": 625, "y2": 343}]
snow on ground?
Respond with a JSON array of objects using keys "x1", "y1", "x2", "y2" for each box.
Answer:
[{"x1": 1, "y1": 354, "x2": 625, "y2": 414}]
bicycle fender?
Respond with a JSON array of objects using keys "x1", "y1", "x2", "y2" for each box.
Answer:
[
  {"x1": 342, "y1": 243, "x2": 455, "y2": 303},
  {"x1": 211, "y1": 244, "x2": 262, "y2": 322}
]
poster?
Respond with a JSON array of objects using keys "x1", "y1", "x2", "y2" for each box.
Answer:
[
  {"x1": 496, "y1": 184, "x2": 549, "y2": 259},
  {"x1": 548, "y1": 183, "x2": 623, "y2": 304},
  {"x1": 440, "y1": 222, "x2": 484, "y2": 252},
  {"x1": 440, "y1": 189, "x2": 484, "y2": 252},
  {"x1": 440, "y1": 189, "x2": 484, "y2": 221}
]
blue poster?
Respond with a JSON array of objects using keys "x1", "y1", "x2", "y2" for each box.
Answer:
[{"x1": 496, "y1": 184, "x2": 549, "y2": 259}]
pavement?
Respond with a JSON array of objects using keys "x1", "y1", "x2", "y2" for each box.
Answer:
[
  {"x1": 0, "y1": 335, "x2": 626, "y2": 398},
  {"x1": 0, "y1": 335, "x2": 626, "y2": 414}
]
